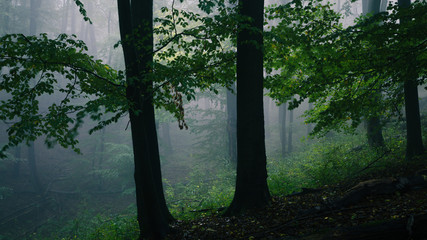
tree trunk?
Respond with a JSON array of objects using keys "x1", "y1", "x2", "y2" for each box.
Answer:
[
  {"x1": 279, "y1": 103, "x2": 287, "y2": 157},
  {"x1": 117, "y1": 0, "x2": 173, "y2": 238},
  {"x1": 13, "y1": 145, "x2": 21, "y2": 177},
  {"x1": 225, "y1": 0, "x2": 270, "y2": 216},
  {"x1": 288, "y1": 104, "x2": 293, "y2": 154},
  {"x1": 161, "y1": 123, "x2": 173, "y2": 155},
  {"x1": 398, "y1": 0, "x2": 424, "y2": 160},
  {"x1": 226, "y1": 84, "x2": 237, "y2": 168},
  {"x1": 366, "y1": 116, "x2": 385, "y2": 148},
  {"x1": 29, "y1": 0, "x2": 41, "y2": 35},
  {"x1": 362, "y1": 0, "x2": 386, "y2": 149},
  {"x1": 60, "y1": 0, "x2": 69, "y2": 34},
  {"x1": 307, "y1": 102, "x2": 313, "y2": 137},
  {"x1": 28, "y1": 142, "x2": 43, "y2": 195},
  {"x1": 264, "y1": 96, "x2": 270, "y2": 138}
]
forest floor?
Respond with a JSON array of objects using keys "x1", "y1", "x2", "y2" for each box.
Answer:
[{"x1": 168, "y1": 158, "x2": 427, "y2": 239}]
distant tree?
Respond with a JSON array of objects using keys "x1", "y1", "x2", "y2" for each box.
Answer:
[
  {"x1": 226, "y1": 83, "x2": 237, "y2": 168},
  {"x1": 225, "y1": 0, "x2": 271, "y2": 215},
  {"x1": 279, "y1": 102, "x2": 287, "y2": 157},
  {"x1": 362, "y1": 0, "x2": 385, "y2": 148},
  {"x1": 264, "y1": 0, "x2": 426, "y2": 157},
  {"x1": 288, "y1": 100, "x2": 293, "y2": 153}
]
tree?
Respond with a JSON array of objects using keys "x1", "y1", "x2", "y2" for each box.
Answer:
[
  {"x1": 264, "y1": 0, "x2": 426, "y2": 152},
  {"x1": 1, "y1": 0, "x2": 238, "y2": 237},
  {"x1": 279, "y1": 102, "x2": 287, "y2": 157},
  {"x1": 362, "y1": 0, "x2": 385, "y2": 148},
  {"x1": 225, "y1": 0, "x2": 271, "y2": 215},
  {"x1": 398, "y1": 0, "x2": 424, "y2": 160},
  {"x1": 226, "y1": 83, "x2": 237, "y2": 168},
  {"x1": 117, "y1": 0, "x2": 173, "y2": 238}
]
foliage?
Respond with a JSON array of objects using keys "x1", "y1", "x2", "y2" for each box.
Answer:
[
  {"x1": 264, "y1": 0, "x2": 427, "y2": 136},
  {"x1": 0, "y1": 33, "x2": 126, "y2": 156}
]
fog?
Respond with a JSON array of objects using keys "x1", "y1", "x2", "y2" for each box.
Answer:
[{"x1": 0, "y1": 0, "x2": 425, "y2": 239}]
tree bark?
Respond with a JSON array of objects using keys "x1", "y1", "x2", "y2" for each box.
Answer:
[
  {"x1": 279, "y1": 103, "x2": 287, "y2": 157},
  {"x1": 226, "y1": 84, "x2": 237, "y2": 168},
  {"x1": 398, "y1": 0, "x2": 424, "y2": 160},
  {"x1": 117, "y1": 0, "x2": 173, "y2": 238},
  {"x1": 225, "y1": 0, "x2": 270, "y2": 216}
]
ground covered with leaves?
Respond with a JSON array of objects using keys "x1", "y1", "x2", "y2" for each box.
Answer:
[{"x1": 167, "y1": 159, "x2": 427, "y2": 239}]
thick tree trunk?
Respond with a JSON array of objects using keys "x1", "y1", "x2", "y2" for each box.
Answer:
[
  {"x1": 225, "y1": 0, "x2": 270, "y2": 216},
  {"x1": 398, "y1": 0, "x2": 424, "y2": 160},
  {"x1": 279, "y1": 103, "x2": 287, "y2": 157},
  {"x1": 117, "y1": 0, "x2": 173, "y2": 238},
  {"x1": 366, "y1": 116, "x2": 385, "y2": 148},
  {"x1": 226, "y1": 84, "x2": 237, "y2": 168}
]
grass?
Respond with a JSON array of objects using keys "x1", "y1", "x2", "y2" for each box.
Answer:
[{"x1": 28, "y1": 129, "x2": 409, "y2": 240}]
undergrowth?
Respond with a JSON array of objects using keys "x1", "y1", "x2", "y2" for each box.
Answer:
[{"x1": 31, "y1": 130, "x2": 407, "y2": 240}]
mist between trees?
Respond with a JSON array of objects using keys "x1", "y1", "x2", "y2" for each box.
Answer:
[{"x1": 0, "y1": 0, "x2": 426, "y2": 239}]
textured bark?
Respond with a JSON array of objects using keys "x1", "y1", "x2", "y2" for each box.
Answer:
[
  {"x1": 226, "y1": 84, "x2": 237, "y2": 168},
  {"x1": 279, "y1": 103, "x2": 287, "y2": 157},
  {"x1": 118, "y1": 0, "x2": 173, "y2": 238},
  {"x1": 225, "y1": 0, "x2": 270, "y2": 216},
  {"x1": 398, "y1": 0, "x2": 424, "y2": 160}
]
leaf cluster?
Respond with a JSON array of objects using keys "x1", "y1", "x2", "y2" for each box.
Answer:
[{"x1": 265, "y1": 0, "x2": 427, "y2": 136}]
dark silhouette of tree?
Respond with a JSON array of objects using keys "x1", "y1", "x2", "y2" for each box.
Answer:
[
  {"x1": 362, "y1": 0, "x2": 385, "y2": 148},
  {"x1": 398, "y1": 0, "x2": 424, "y2": 160},
  {"x1": 117, "y1": 0, "x2": 173, "y2": 238},
  {"x1": 225, "y1": 0, "x2": 271, "y2": 216}
]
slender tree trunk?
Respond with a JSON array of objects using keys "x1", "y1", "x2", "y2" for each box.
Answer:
[
  {"x1": 264, "y1": 96, "x2": 270, "y2": 138},
  {"x1": 226, "y1": 84, "x2": 237, "y2": 168},
  {"x1": 29, "y1": 0, "x2": 41, "y2": 35},
  {"x1": 288, "y1": 105, "x2": 293, "y2": 154},
  {"x1": 28, "y1": 0, "x2": 43, "y2": 197},
  {"x1": 307, "y1": 102, "x2": 313, "y2": 137},
  {"x1": 161, "y1": 123, "x2": 173, "y2": 155},
  {"x1": 117, "y1": 0, "x2": 173, "y2": 238},
  {"x1": 362, "y1": 0, "x2": 385, "y2": 148},
  {"x1": 13, "y1": 145, "x2": 21, "y2": 177},
  {"x1": 70, "y1": 1, "x2": 76, "y2": 34},
  {"x1": 398, "y1": 0, "x2": 424, "y2": 160},
  {"x1": 28, "y1": 142, "x2": 43, "y2": 195},
  {"x1": 225, "y1": 0, "x2": 270, "y2": 216},
  {"x1": 87, "y1": 1, "x2": 97, "y2": 56},
  {"x1": 61, "y1": 0, "x2": 69, "y2": 33},
  {"x1": 279, "y1": 102, "x2": 287, "y2": 157}
]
